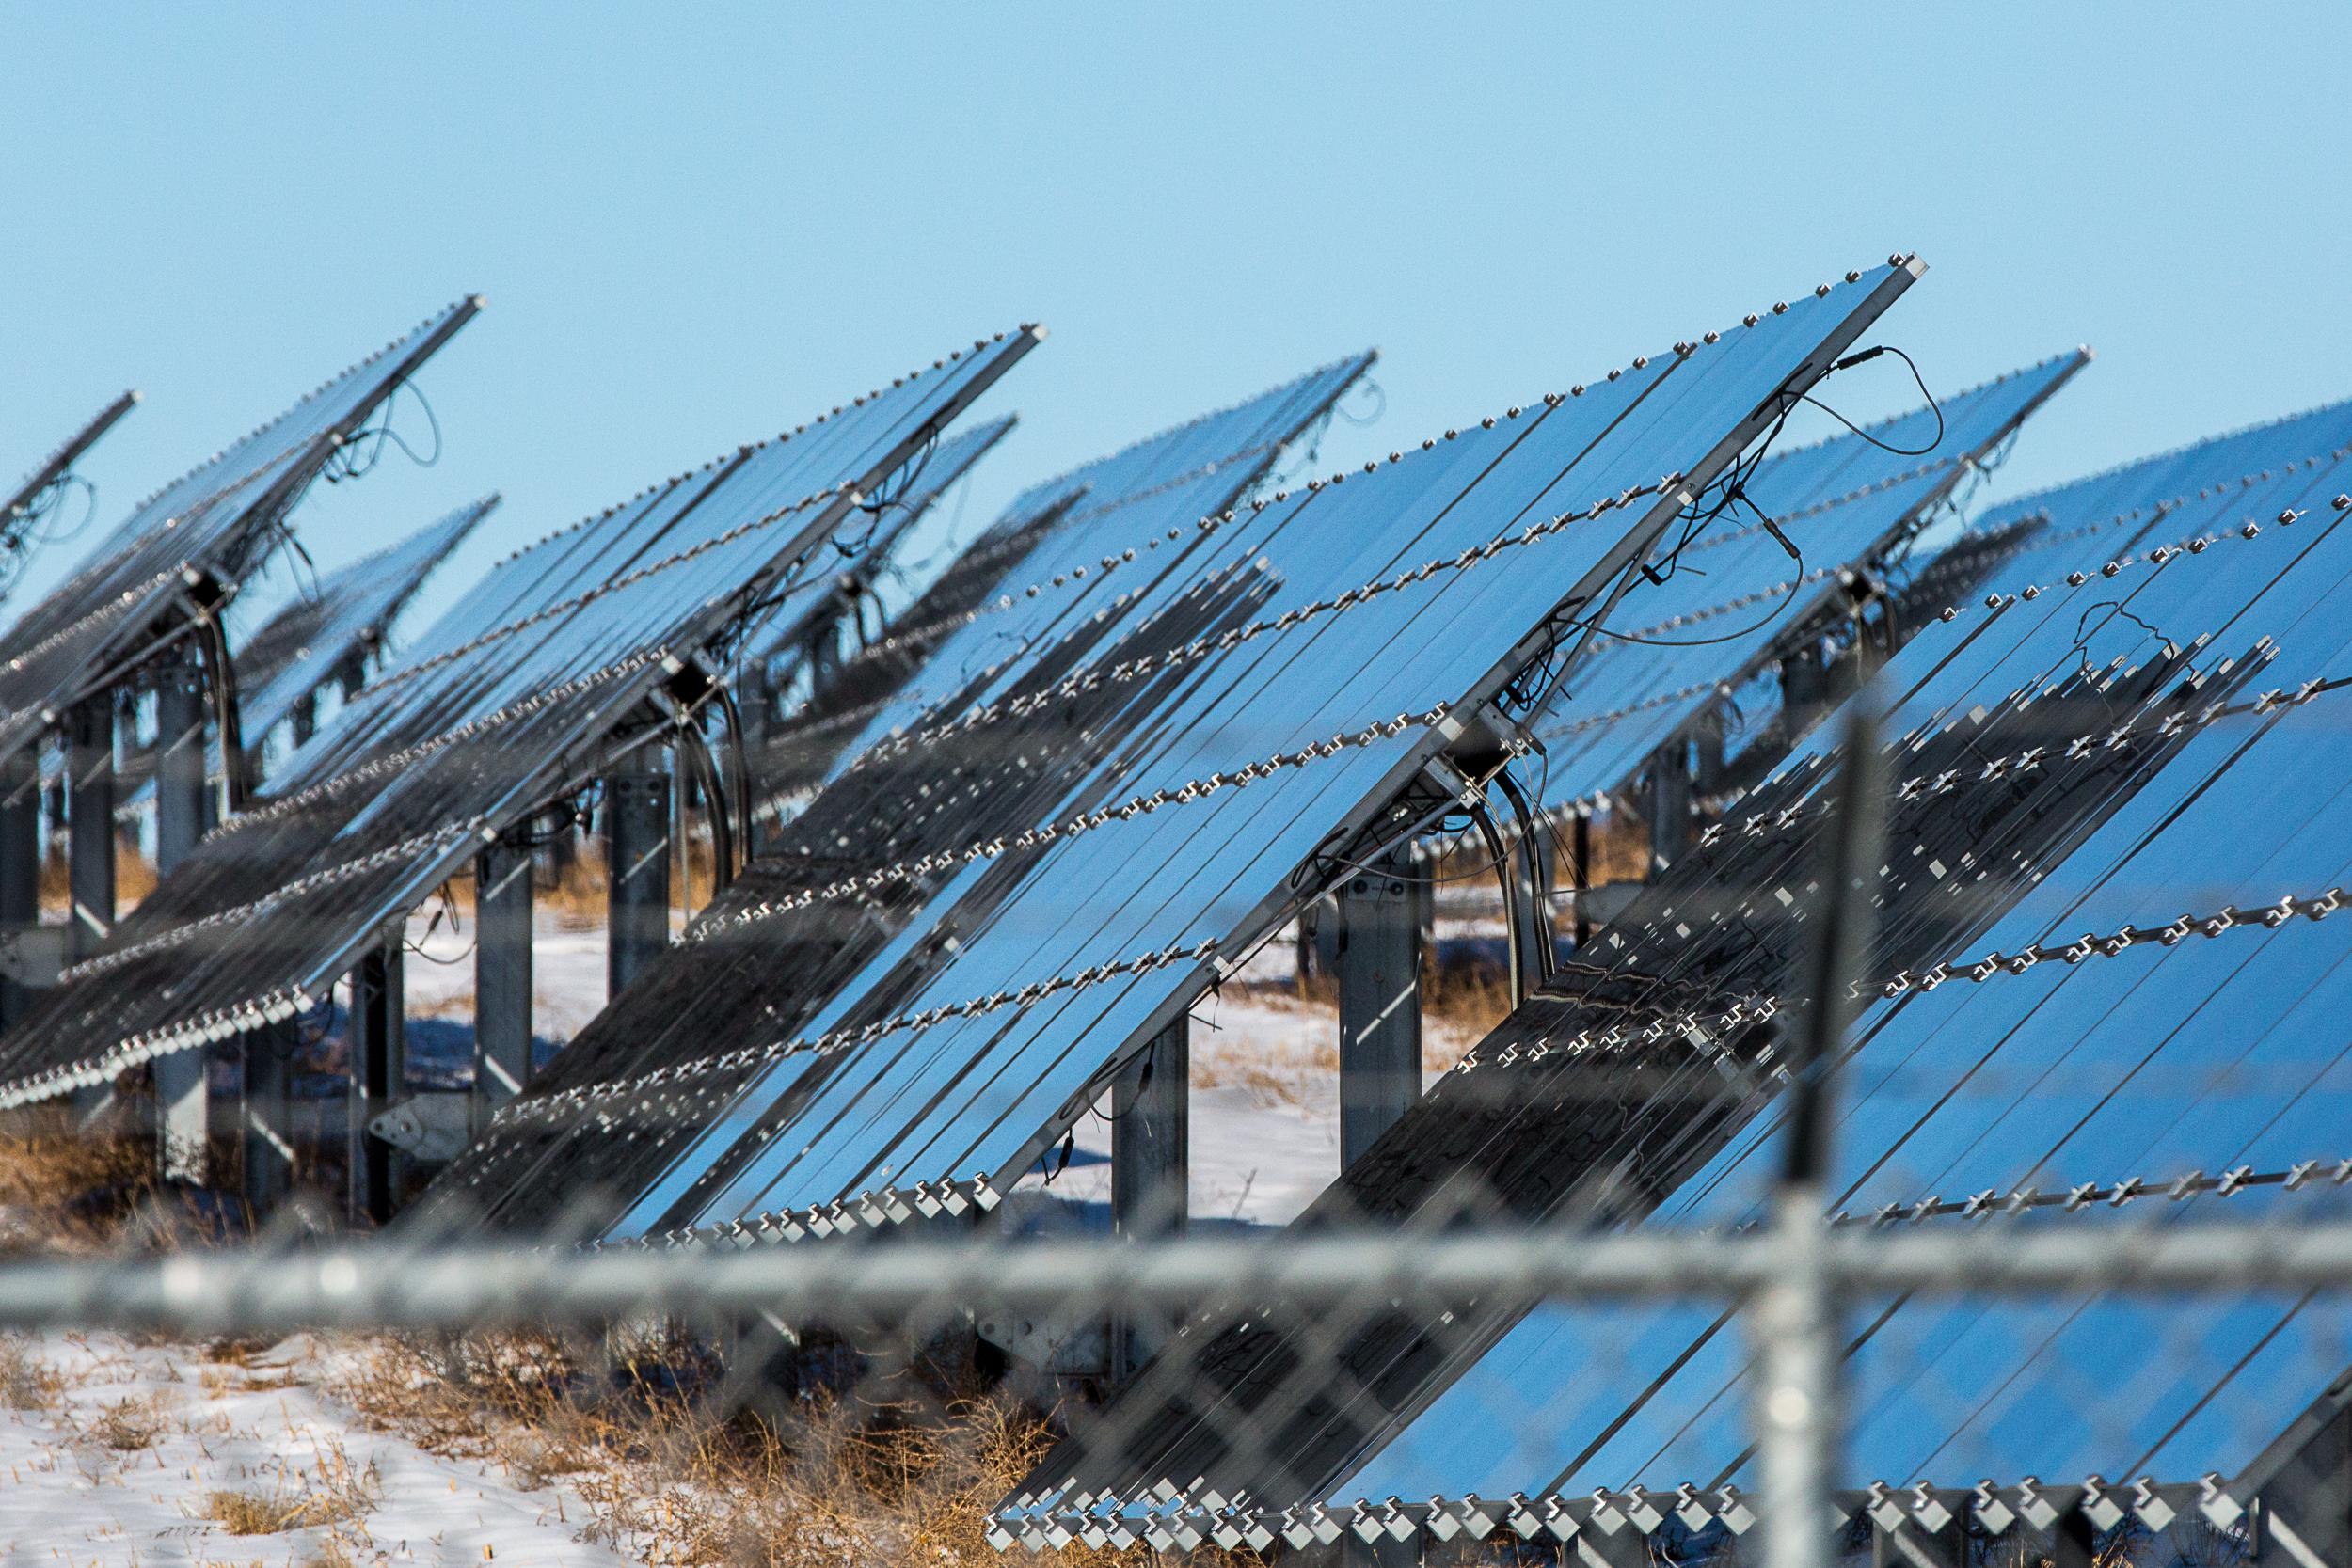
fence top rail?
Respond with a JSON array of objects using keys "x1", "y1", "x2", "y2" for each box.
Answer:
[{"x1": 7, "y1": 1217, "x2": 2352, "y2": 1338}]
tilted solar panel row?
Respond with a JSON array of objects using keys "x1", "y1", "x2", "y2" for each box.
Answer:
[
  {"x1": 233, "y1": 494, "x2": 499, "y2": 750},
  {"x1": 0, "y1": 301, "x2": 481, "y2": 766},
  {"x1": 426, "y1": 260, "x2": 1923, "y2": 1247},
  {"x1": 429, "y1": 352, "x2": 1382, "y2": 1231},
  {"x1": 1000, "y1": 394, "x2": 2352, "y2": 1551},
  {"x1": 101, "y1": 496, "x2": 498, "y2": 824},
  {"x1": 747, "y1": 355, "x2": 1376, "y2": 814},
  {"x1": 739, "y1": 412, "x2": 1017, "y2": 736},
  {"x1": 0, "y1": 389, "x2": 140, "y2": 608},
  {"x1": 1520, "y1": 351, "x2": 2087, "y2": 812},
  {"x1": 0, "y1": 326, "x2": 1041, "y2": 1105}
]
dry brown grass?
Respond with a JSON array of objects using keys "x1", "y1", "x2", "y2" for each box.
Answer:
[
  {"x1": 0, "y1": 1109, "x2": 156, "y2": 1256},
  {"x1": 539, "y1": 843, "x2": 609, "y2": 931},
  {"x1": 1420, "y1": 959, "x2": 1515, "y2": 1043},
  {"x1": 37, "y1": 847, "x2": 63, "y2": 912},
  {"x1": 0, "y1": 1336, "x2": 62, "y2": 1410},
  {"x1": 333, "y1": 1327, "x2": 1208, "y2": 1568},
  {"x1": 31, "y1": 842, "x2": 158, "y2": 913},
  {"x1": 87, "y1": 1391, "x2": 169, "y2": 1450},
  {"x1": 0, "y1": 1114, "x2": 148, "y2": 1209},
  {"x1": 201, "y1": 1440, "x2": 378, "y2": 1536}
]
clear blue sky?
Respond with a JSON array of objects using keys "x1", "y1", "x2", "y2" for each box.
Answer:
[{"x1": 7, "y1": 6, "x2": 2350, "y2": 635}]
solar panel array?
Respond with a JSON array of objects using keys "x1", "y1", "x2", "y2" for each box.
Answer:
[
  {"x1": 421, "y1": 261, "x2": 1923, "y2": 1245},
  {"x1": 1521, "y1": 350, "x2": 2088, "y2": 813},
  {"x1": 429, "y1": 349, "x2": 1382, "y2": 1228},
  {"x1": 1001, "y1": 396, "x2": 2352, "y2": 1548},
  {"x1": 233, "y1": 494, "x2": 499, "y2": 750},
  {"x1": 741, "y1": 415, "x2": 1014, "y2": 680},
  {"x1": 0, "y1": 301, "x2": 481, "y2": 764},
  {"x1": 0, "y1": 326, "x2": 1041, "y2": 1105},
  {"x1": 744, "y1": 354, "x2": 1376, "y2": 815}
]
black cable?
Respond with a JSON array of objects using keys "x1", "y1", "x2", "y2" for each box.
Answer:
[
  {"x1": 321, "y1": 375, "x2": 444, "y2": 483},
  {"x1": 1803, "y1": 345, "x2": 1944, "y2": 457}
]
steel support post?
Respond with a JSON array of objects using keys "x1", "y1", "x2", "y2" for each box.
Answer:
[
  {"x1": 472, "y1": 838, "x2": 534, "y2": 1136},
  {"x1": 1646, "y1": 738, "x2": 1692, "y2": 876},
  {"x1": 2051, "y1": 1511, "x2": 2099, "y2": 1568},
  {"x1": 0, "y1": 752, "x2": 38, "y2": 1031},
  {"x1": 152, "y1": 665, "x2": 212, "y2": 1184},
  {"x1": 241, "y1": 1026, "x2": 296, "y2": 1217},
  {"x1": 154, "y1": 1048, "x2": 212, "y2": 1187},
  {"x1": 1109, "y1": 1016, "x2": 1187, "y2": 1377},
  {"x1": 1570, "y1": 1527, "x2": 1648, "y2": 1568},
  {"x1": 350, "y1": 935, "x2": 407, "y2": 1225},
  {"x1": 1693, "y1": 703, "x2": 1727, "y2": 797},
  {"x1": 152, "y1": 661, "x2": 211, "y2": 1180},
  {"x1": 1780, "y1": 641, "x2": 1828, "y2": 742},
  {"x1": 1570, "y1": 805, "x2": 1594, "y2": 947},
  {"x1": 154, "y1": 657, "x2": 207, "y2": 875},
  {"x1": 65, "y1": 694, "x2": 114, "y2": 962},
  {"x1": 1337, "y1": 847, "x2": 1422, "y2": 1171},
  {"x1": 290, "y1": 689, "x2": 317, "y2": 747},
  {"x1": 605, "y1": 767, "x2": 671, "y2": 998},
  {"x1": 2256, "y1": 1403, "x2": 2352, "y2": 1567}
]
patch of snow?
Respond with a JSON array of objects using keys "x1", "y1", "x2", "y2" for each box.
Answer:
[{"x1": 0, "y1": 1330, "x2": 632, "y2": 1568}]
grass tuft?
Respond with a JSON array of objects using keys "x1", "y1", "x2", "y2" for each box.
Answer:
[
  {"x1": 87, "y1": 1392, "x2": 169, "y2": 1450},
  {"x1": 333, "y1": 1326, "x2": 1218, "y2": 1568},
  {"x1": 0, "y1": 1336, "x2": 61, "y2": 1411}
]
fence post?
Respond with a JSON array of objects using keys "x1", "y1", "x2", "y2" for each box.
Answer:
[{"x1": 1751, "y1": 704, "x2": 1883, "y2": 1568}]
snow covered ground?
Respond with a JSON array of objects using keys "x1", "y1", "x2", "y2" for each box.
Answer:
[
  {"x1": 388, "y1": 906, "x2": 1495, "y2": 1228},
  {"x1": 1001, "y1": 933, "x2": 1490, "y2": 1228},
  {"x1": 0, "y1": 1331, "x2": 628, "y2": 1568},
  {"x1": 398, "y1": 911, "x2": 609, "y2": 1047}
]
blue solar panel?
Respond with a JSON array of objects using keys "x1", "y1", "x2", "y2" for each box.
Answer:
[
  {"x1": 587, "y1": 261, "x2": 1921, "y2": 1244},
  {"x1": 421, "y1": 351, "x2": 1382, "y2": 1232},
  {"x1": 774, "y1": 354, "x2": 1377, "y2": 803},
  {"x1": 1524, "y1": 352, "x2": 2088, "y2": 807},
  {"x1": 0, "y1": 327, "x2": 1039, "y2": 1106},
  {"x1": 1312, "y1": 396, "x2": 2352, "y2": 1514},
  {"x1": 743, "y1": 414, "x2": 1016, "y2": 686},
  {"x1": 235, "y1": 495, "x2": 498, "y2": 746},
  {"x1": 0, "y1": 301, "x2": 480, "y2": 764}
]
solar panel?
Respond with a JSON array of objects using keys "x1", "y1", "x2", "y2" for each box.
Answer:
[
  {"x1": 0, "y1": 326, "x2": 1041, "y2": 1106},
  {"x1": 0, "y1": 389, "x2": 139, "y2": 608},
  {"x1": 747, "y1": 354, "x2": 1376, "y2": 814},
  {"x1": 740, "y1": 414, "x2": 1016, "y2": 763},
  {"x1": 428, "y1": 351, "x2": 1380, "y2": 1227},
  {"x1": 1519, "y1": 351, "x2": 2089, "y2": 810},
  {"x1": 0, "y1": 301, "x2": 480, "y2": 768},
  {"x1": 1000, "y1": 393, "x2": 2352, "y2": 1543},
  {"x1": 233, "y1": 495, "x2": 499, "y2": 752},
  {"x1": 99, "y1": 497, "x2": 497, "y2": 837},
  {"x1": 430, "y1": 260, "x2": 1922, "y2": 1244}
]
